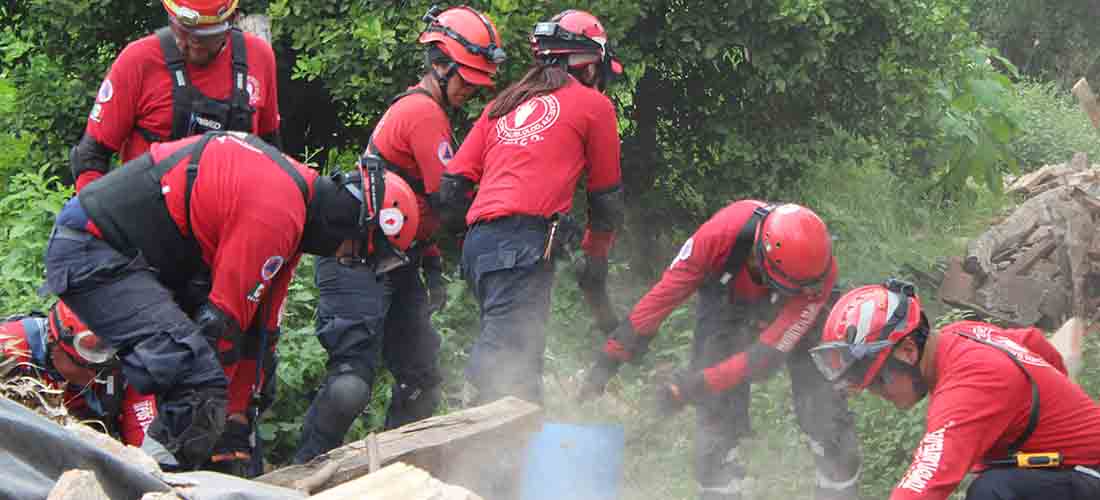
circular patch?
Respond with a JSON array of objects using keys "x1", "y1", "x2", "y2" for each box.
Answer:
[
  {"x1": 261, "y1": 255, "x2": 285, "y2": 281},
  {"x1": 246, "y1": 75, "x2": 261, "y2": 106},
  {"x1": 379, "y1": 207, "x2": 405, "y2": 236},
  {"x1": 96, "y1": 79, "x2": 113, "y2": 103},
  {"x1": 437, "y1": 141, "x2": 454, "y2": 165},
  {"x1": 495, "y1": 95, "x2": 561, "y2": 144}
]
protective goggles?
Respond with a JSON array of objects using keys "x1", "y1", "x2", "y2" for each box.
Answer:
[
  {"x1": 169, "y1": 19, "x2": 231, "y2": 42},
  {"x1": 422, "y1": 6, "x2": 507, "y2": 65},
  {"x1": 810, "y1": 340, "x2": 894, "y2": 384}
]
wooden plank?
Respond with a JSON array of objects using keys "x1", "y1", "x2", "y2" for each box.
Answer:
[
  {"x1": 257, "y1": 397, "x2": 543, "y2": 497},
  {"x1": 1072, "y1": 78, "x2": 1100, "y2": 130},
  {"x1": 308, "y1": 462, "x2": 483, "y2": 500},
  {"x1": 1002, "y1": 237, "x2": 1056, "y2": 277}
]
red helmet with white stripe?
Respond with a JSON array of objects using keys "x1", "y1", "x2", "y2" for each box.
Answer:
[
  {"x1": 810, "y1": 279, "x2": 927, "y2": 390},
  {"x1": 161, "y1": 0, "x2": 238, "y2": 35}
]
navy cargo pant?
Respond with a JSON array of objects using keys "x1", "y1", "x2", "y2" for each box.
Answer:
[
  {"x1": 43, "y1": 221, "x2": 227, "y2": 470},
  {"x1": 294, "y1": 253, "x2": 442, "y2": 464},
  {"x1": 692, "y1": 285, "x2": 862, "y2": 500},
  {"x1": 462, "y1": 216, "x2": 556, "y2": 406},
  {"x1": 965, "y1": 466, "x2": 1100, "y2": 499}
]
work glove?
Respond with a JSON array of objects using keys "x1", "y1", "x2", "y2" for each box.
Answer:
[
  {"x1": 207, "y1": 419, "x2": 253, "y2": 478},
  {"x1": 654, "y1": 371, "x2": 709, "y2": 417},
  {"x1": 577, "y1": 354, "x2": 622, "y2": 402},
  {"x1": 576, "y1": 256, "x2": 619, "y2": 334},
  {"x1": 422, "y1": 255, "x2": 447, "y2": 313},
  {"x1": 575, "y1": 255, "x2": 609, "y2": 290}
]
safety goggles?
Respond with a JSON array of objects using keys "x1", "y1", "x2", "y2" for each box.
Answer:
[
  {"x1": 810, "y1": 340, "x2": 895, "y2": 384},
  {"x1": 422, "y1": 6, "x2": 506, "y2": 65},
  {"x1": 169, "y1": 19, "x2": 230, "y2": 46}
]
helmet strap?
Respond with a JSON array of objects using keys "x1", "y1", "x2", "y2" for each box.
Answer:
[{"x1": 426, "y1": 51, "x2": 458, "y2": 109}]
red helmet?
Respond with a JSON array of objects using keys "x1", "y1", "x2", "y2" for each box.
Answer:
[
  {"x1": 754, "y1": 204, "x2": 833, "y2": 295},
  {"x1": 810, "y1": 279, "x2": 926, "y2": 390},
  {"x1": 342, "y1": 161, "x2": 422, "y2": 273},
  {"x1": 418, "y1": 6, "x2": 505, "y2": 87},
  {"x1": 47, "y1": 300, "x2": 118, "y2": 368},
  {"x1": 531, "y1": 10, "x2": 623, "y2": 76},
  {"x1": 161, "y1": 0, "x2": 238, "y2": 35}
]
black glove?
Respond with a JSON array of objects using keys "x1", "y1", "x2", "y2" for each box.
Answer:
[
  {"x1": 195, "y1": 301, "x2": 242, "y2": 358},
  {"x1": 422, "y1": 256, "x2": 447, "y2": 313},
  {"x1": 207, "y1": 419, "x2": 253, "y2": 477},
  {"x1": 578, "y1": 354, "x2": 622, "y2": 402},
  {"x1": 655, "y1": 371, "x2": 709, "y2": 417},
  {"x1": 576, "y1": 255, "x2": 609, "y2": 290},
  {"x1": 604, "y1": 321, "x2": 652, "y2": 363}
]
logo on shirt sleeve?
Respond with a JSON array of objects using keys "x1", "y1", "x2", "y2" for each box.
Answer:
[
  {"x1": 96, "y1": 79, "x2": 113, "y2": 103},
  {"x1": 437, "y1": 141, "x2": 454, "y2": 165},
  {"x1": 897, "y1": 421, "x2": 953, "y2": 494},
  {"x1": 246, "y1": 75, "x2": 261, "y2": 106},
  {"x1": 261, "y1": 255, "x2": 285, "y2": 281},
  {"x1": 89, "y1": 103, "x2": 104, "y2": 123}
]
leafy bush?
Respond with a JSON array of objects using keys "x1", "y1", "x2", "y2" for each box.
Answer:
[{"x1": 1007, "y1": 80, "x2": 1100, "y2": 169}]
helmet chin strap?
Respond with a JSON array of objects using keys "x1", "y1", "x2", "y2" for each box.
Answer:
[{"x1": 426, "y1": 52, "x2": 458, "y2": 109}]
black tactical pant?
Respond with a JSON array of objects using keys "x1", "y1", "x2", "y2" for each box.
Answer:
[
  {"x1": 461, "y1": 216, "x2": 556, "y2": 406},
  {"x1": 692, "y1": 285, "x2": 862, "y2": 500},
  {"x1": 964, "y1": 466, "x2": 1100, "y2": 499},
  {"x1": 294, "y1": 253, "x2": 442, "y2": 464},
  {"x1": 43, "y1": 225, "x2": 227, "y2": 470}
]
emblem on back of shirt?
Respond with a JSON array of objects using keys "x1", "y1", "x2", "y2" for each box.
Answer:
[{"x1": 496, "y1": 95, "x2": 560, "y2": 146}]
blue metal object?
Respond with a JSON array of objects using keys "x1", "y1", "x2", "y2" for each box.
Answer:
[{"x1": 520, "y1": 423, "x2": 625, "y2": 500}]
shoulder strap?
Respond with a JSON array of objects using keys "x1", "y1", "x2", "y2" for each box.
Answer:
[
  {"x1": 714, "y1": 206, "x2": 770, "y2": 286},
  {"x1": 363, "y1": 88, "x2": 439, "y2": 195},
  {"x1": 242, "y1": 133, "x2": 310, "y2": 207},
  {"x1": 958, "y1": 332, "x2": 1041, "y2": 457},
  {"x1": 228, "y1": 28, "x2": 251, "y2": 114},
  {"x1": 156, "y1": 26, "x2": 193, "y2": 141}
]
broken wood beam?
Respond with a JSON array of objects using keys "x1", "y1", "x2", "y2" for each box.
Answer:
[
  {"x1": 257, "y1": 397, "x2": 543, "y2": 497},
  {"x1": 1072, "y1": 78, "x2": 1100, "y2": 130}
]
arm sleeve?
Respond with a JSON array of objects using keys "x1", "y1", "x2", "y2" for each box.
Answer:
[
  {"x1": 890, "y1": 366, "x2": 1027, "y2": 500},
  {"x1": 627, "y1": 230, "x2": 722, "y2": 335},
  {"x1": 85, "y1": 49, "x2": 143, "y2": 153},
  {"x1": 255, "y1": 40, "x2": 281, "y2": 137},
  {"x1": 207, "y1": 219, "x2": 301, "y2": 332},
  {"x1": 407, "y1": 107, "x2": 453, "y2": 196},
  {"x1": 445, "y1": 109, "x2": 491, "y2": 184},
  {"x1": 118, "y1": 385, "x2": 157, "y2": 447},
  {"x1": 580, "y1": 97, "x2": 622, "y2": 258}
]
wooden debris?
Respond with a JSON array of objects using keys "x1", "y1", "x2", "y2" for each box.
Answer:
[
  {"x1": 308, "y1": 462, "x2": 483, "y2": 500},
  {"x1": 47, "y1": 470, "x2": 110, "y2": 500},
  {"x1": 1072, "y1": 78, "x2": 1100, "y2": 130},
  {"x1": 257, "y1": 397, "x2": 543, "y2": 497},
  {"x1": 1051, "y1": 317, "x2": 1085, "y2": 381}
]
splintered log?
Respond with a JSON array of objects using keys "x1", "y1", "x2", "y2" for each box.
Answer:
[
  {"x1": 47, "y1": 470, "x2": 110, "y2": 500},
  {"x1": 1051, "y1": 317, "x2": 1085, "y2": 381},
  {"x1": 257, "y1": 397, "x2": 543, "y2": 497},
  {"x1": 308, "y1": 462, "x2": 483, "y2": 500},
  {"x1": 1072, "y1": 78, "x2": 1100, "y2": 130}
]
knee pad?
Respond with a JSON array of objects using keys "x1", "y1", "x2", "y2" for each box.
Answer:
[{"x1": 323, "y1": 372, "x2": 372, "y2": 419}]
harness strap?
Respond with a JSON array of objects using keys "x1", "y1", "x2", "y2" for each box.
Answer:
[
  {"x1": 711, "y1": 206, "x2": 770, "y2": 287},
  {"x1": 958, "y1": 332, "x2": 1041, "y2": 458},
  {"x1": 228, "y1": 28, "x2": 250, "y2": 117}
]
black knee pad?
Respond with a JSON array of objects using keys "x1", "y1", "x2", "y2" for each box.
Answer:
[{"x1": 321, "y1": 371, "x2": 372, "y2": 423}]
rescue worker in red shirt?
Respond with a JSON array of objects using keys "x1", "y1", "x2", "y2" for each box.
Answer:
[
  {"x1": 580, "y1": 201, "x2": 862, "y2": 500},
  {"x1": 42, "y1": 131, "x2": 420, "y2": 472},
  {"x1": 811, "y1": 280, "x2": 1100, "y2": 500},
  {"x1": 70, "y1": 0, "x2": 281, "y2": 193},
  {"x1": 292, "y1": 5, "x2": 505, "y2": 464},
  {"x1": 439, "y1": 9, "x2": 624, "y2": 405},
  {"x1": 0, "y1": 300, "x2": 157, "y2": 447}
]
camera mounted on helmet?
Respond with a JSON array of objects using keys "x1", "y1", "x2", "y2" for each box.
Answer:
[{"x1": 530, "y1": 10, "x2": 623, "y2": 90}]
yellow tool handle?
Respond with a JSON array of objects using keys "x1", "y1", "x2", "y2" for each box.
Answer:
[{"x1": 1016, "y1": 452, "x2": 1062, "y2": 468}]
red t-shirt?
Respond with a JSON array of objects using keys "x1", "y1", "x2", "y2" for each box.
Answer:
[
  {"x1": 624, "y1": 200, "x2": 836, "y2": 391},
  {"x1": 445, "y1": 77, "x2": 622, "y2": 256},
  {"x1": 891, "y1": 321, "x2": 1100, "y2": 500},
  {"x1": 370, "y1": 88, "x2": 452, "y2": 256},
  {"x1": 152, "y1": 135, "x2": 315, "y2": 334},
  {"x1": 78, "y1": 30, "x2": 280, "y2": 190}
]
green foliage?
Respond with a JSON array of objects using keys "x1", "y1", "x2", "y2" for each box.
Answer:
[
  {"x1": 972, "y1": 0, "x2": 1100, "y2": 86},
  {"x1": 1006, "y1": 80, "x2": 1100, "y2": 169}
]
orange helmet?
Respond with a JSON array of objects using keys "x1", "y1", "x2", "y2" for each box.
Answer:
[
  {"x1": 810, "y1": 280, "x2": 927, "y2": 390},
  {"x1": 754, "y1": 204, "x2": 833, "y2": 295},
  {"x1": 161, "y1": 0, "x2": 238, "y2": 35},
  {"x1": 339, "y1": 159, "x2": 422, "y2": 273},
  {"x1": 531, "y1": 10, "x2": 623, "y2": 87},
  {"x1": 47, "y1": 300, "x2": 118, "y2": 368},
  {"x1": 418, "y1": 5, "x2": 505, "y2": 88}
]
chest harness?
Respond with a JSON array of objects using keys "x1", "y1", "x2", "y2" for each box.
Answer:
[{"x1": 134, "y1": 27, "x2": 255, "y2": 144}]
